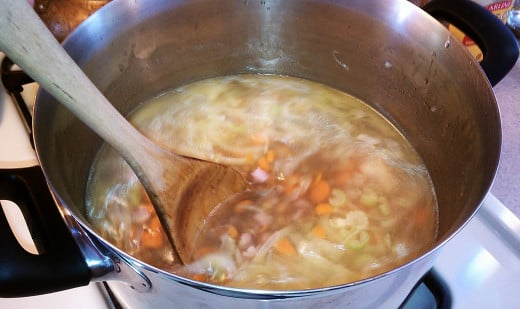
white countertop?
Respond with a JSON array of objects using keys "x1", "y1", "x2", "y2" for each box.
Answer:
[{"x1": 492, "y1": 58, "x2": 520, "y2": 216}]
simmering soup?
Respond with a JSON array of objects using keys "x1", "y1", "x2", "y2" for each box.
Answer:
[{"x1": 86, "y1": 74, "x2": 438, "y2": 290}]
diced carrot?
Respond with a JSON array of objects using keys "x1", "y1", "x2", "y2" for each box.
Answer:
[
  {"x1": 245, "y1": 152, "x2": 255, "y2": 165},
  {"x1": 149, "y1": 216, "x2": 162, "y2": 231},
  {"x1": 257, "y1": 156, "x2": 271, "y2": 171},
  {"x1": 265, "y1": 150, "x2": 275, "y2": 162},
  {"x1": 312, "y1": 225, "x2": 326, "y2": 238},
  {"x1": 309, "y1": 178, "x2": 331, "y2": 203},
  {"x1": 141, "y1": 228, "x2": 163, "y2": 249},
  {"x1": 251, "y1": 133, "x2": 267, "y2": 145},
  {"x1": 191, "y1": 274, "x2": 207, "y2": 282},
  {"x1": 140, "y1": 216, "x2": 164, "y2": 248},
  {"x1": 315, "y1": 203, "x2": 333, "y2": 215},
  {"x1": 226, "y1": 225, "x2": 239, "y2": 239},
  {"x1": 275, "y1": 237, "x2": 296, "y2": 256},
  {"x1": 145, "y1": 202, "x2": 155, "y2": 215}
]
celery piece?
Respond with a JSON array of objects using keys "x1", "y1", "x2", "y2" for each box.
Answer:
[
  {"x1": 379, "y1": 202, "x2": 390, "y2": 216},
  {"x1": 329, "y1": 188, "x2": 347, "y2": 208},
  {"x1": 126, "y1": 185, "x2": 142, "y2": 207},
  {"x1": 359, "y1": 192, "x2": 379, "y2": 207},
  {"x1": 346, "y1": 230, "x2": 370, "y2": 250}
]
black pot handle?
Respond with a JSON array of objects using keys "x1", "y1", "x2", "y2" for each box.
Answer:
[
  {"x1": 423, "y1": 0, "x2": 519, "y2": 86},
  {"x1": 0, "y1": 166, "x2": 91, "y2": 297}
]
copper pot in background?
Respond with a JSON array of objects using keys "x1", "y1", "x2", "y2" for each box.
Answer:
[{"x1": 33, "y1": 0, "x2": 111, "y2": 42}]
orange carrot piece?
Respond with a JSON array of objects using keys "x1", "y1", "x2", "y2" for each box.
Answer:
[
  {"x1": 315, "y1": 203, "x2": 334, "y2": 215},
  {"x1": 141, "y1": 228, "x2": 163, "y2": 249},
  {"x1": 191, "y1": 274, "x2": 207, "y2": 282},
  {"x1": 245, "y1": 152, "x2": 255, "y2": 165},
  {"x1": 309, "y1": 178, "x2": 331, "y2": 203},
  {"x1": 265, "y1": 150, "x2": 275, "y2": 162},
  {"x1": 257, "y1": 156, "x2": 271, "y2": 171},
  {"x1": 251, "y1": 133, "x2": 267, "y2": 145},
  {"x1": 275, "y1": 237, "x2": 296, "y2": 256},
  {"x1": 141, "y1": 216, "x2": 164, "y2": 248},
  {"x1": 312, "y1": 225, "x2": 326, "y2": 238},
  {"x1": 227, "y1": 225, "x2": 239, "y2": 239},
  {"x1": 149, "y1": 216, "x2": 162, "y2": 230}
]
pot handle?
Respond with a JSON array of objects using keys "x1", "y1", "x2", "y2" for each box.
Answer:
[
  {"x1": 0, "y1": 166, "x2": 91, "y2": 297},
  {"x1": 423, "y1": 0, "x2": 519, "y2": 86}
]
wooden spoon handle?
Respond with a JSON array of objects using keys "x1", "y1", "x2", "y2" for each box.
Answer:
[{"x1": 0, "y1": 0, "x2": 159, "y2": 182}]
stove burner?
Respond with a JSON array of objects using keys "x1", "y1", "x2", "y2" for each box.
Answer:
[
  {"x1": 1, "y1": 57, "x2": 34, "y2": 145},
  {"x1": 400, "y1": 270, "x2": 451, "y2": 309}
]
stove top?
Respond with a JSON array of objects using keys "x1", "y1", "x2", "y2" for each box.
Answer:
[{"x1": 1, "y1": 54, "x2": 520, "y2": 308}]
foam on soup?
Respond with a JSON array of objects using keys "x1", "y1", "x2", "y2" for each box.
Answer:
[{"x1": 86, "y1": 74, "x2": 438, "y2": 290}]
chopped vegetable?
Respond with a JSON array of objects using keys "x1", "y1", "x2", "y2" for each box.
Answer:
[
  {"x1": 275, "y1": 237, "x2": 297, "y2": 256},
  {"x1": 245, "y1": 152, "x2": 255, "y2": 164},
  {"x1": 141, "y1": 217, "x2": 163, "y2": 249},
  {"x1": 251, "y1": 132, "x2": 267, "y2": 144},
  {"x1": 315, "y1": 203, "x2": 334, "y2": 216},
  {"x1": 257, "y1": 156, "x2": 271, "y2": 171},
  {"x1": 312, "y1": 225, "x2": 327, "y2": 238},
  {"x1": 346, "y1": 230, "x2": 370, "y2": 250},
  {"x1": 265, "y1": 150, "x2": 275, "y2": 162},
  {"x1": 379, "y1": 202, "x2": 390, "y2": 216},
  {"x1": 309, "y1": 178, "x2": 331, "y2": 203},
  {"x1": 344, "y1": 210, "x2": 369, "y2": 229},
  {"x1": 251, "y1": 167, "x2": 269, "y2": 183},
  {"x1": 141, "y1": 230, "x2": 163, "y2": 249},
  {"x1": 359, "y1": 191, "x2": 379, "y2": 207},
  {"x1": 329, "y1": 188, "x2": 347, "y2": 208},
  {"x1": 126, "y1": 186, "x2": 143, "y2": 207},
  {"x1": 191, "y1": 274, "x2": 207, "y2": 282},
  {"x1": 226, "y1": 225, "x2": 239, "y2": 239}
]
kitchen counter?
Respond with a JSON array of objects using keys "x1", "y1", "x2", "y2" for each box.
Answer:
[{"x1": 492, "y1": 57, "x2": 520, "y2": 216}]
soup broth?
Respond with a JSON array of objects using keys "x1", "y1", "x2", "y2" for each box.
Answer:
[{"x1": 86, "y1": 74, "x2": 438, "y2": 290}]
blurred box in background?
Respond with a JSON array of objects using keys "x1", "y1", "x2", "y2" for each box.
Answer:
[
  {"x1": 507, "y1": 0, "x2": 520, "y2": 37},
  {"x1": 449, "y1": 1, "x2": 514, "y2": 60},
  {"x1": 409, "y1": 0, "x2": 516, "y2": 59}
]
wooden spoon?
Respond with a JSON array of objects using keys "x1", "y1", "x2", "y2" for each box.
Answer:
[{"x1": 0, "y1": 0, "x2": 250, "y2": 264}]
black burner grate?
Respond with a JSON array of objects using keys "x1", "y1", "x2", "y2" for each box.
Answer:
[{"x1": 1, "y1": 56, "x2": 35, "y2": 146}]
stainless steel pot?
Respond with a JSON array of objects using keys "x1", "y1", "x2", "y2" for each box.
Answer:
[{"x1": 1, "y1": 0, "x2": 518, "y2": 307}]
